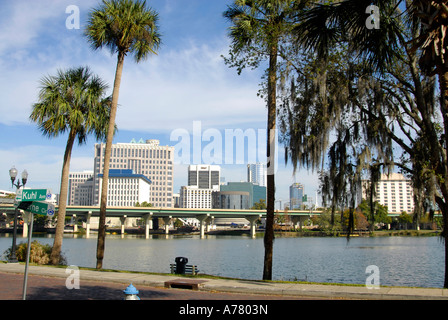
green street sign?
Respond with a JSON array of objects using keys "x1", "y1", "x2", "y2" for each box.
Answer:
[
  {"x1": 25, "y1": 201, "x2": 55, "y2": 216},
  {"x1": 17, "y1": 189, "x2": 52, "y2": 202}
]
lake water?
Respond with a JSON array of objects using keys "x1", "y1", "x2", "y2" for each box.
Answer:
[{"x1": 0, "y1": 234, "x2": 445, "y2": 288}]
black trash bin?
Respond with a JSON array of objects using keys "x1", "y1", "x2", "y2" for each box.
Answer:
[{"x1": 175, "y1": 257, "x2": 188, "y2": 274}]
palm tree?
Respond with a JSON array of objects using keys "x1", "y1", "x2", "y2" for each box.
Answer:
[
  {"x1": 30, "y1": 66, "x2": 111, "y2": 265},
  {"x1": 224, "y1": 0, "x2": 306, "y2": 280},
  {"x1": 294, "y1": 0, "x2": 448, "y2": 287},
  {"x1": 85, "y1": 0, "x2": 161, "y2": 269}
]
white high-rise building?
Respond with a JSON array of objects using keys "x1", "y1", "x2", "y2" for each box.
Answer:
[
  {"x1": 361, "y1": 173, "x2": 415, "y2": 214},
  {"x1": 187, "y1": 165, "x2": 221, "y2": 189},
  {"x1": 247, "y1": 163, "x2": 267, "y2": 187},
  {"x1": 180, "y1": 165, "x2": 221, "y2": 209},
  {"x1": 98, "y1": 169, "x2": 151, "y2": 207},
  {"x1": 180, "y1": 186, "x2": 215, "y2": 209},
  {"x1": 68, "y1": 171, "x2": 94, "y2": 206},
  {"x1": 93, "y1": 139, "x2": 174, "y2": 207}
]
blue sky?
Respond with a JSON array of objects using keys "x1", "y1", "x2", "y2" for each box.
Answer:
[{"x1": 0, "y1": 0, "x2": 319, "y2": 207}]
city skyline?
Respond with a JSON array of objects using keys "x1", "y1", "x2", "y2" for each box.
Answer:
[{"x1": 0, "y1": 0, "x2": 319, "y2": 204}]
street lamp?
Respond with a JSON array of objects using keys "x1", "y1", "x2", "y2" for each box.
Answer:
[{"x1": 8, "y1": 166, "x2": 28, "y2": 263}]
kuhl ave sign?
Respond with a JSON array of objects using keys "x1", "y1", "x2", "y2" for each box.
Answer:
[{"x1": 16, "y1": 189, "x2": 52, "y2": 202}]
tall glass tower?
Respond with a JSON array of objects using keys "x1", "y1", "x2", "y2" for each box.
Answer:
[
  {"x1": 289, "y1": 183, "x2": 304, "y2": 210},
  {"x1": 247, "y1": 163, "x2": 267, "y2": 187}
]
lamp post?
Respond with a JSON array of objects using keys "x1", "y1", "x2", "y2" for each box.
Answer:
[{"x1": 8, "y1": 166, "x2": 28, "y2": 263}]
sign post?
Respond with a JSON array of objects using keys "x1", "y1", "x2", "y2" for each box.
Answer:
[
  {"x1": 22, "y1": 212, "x2": 33, "y2": 300},
  {"x1": 17, "y1": 188, "x2": 54, "y2": 300}
]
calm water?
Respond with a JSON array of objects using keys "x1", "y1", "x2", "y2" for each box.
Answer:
[{"x1": 0, "y1": 234, "x2": 445, "y2": 288}]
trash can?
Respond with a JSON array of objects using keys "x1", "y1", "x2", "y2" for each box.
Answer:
[{"x1": 175, "y1": 257, "x2": 188, "y2": 274}]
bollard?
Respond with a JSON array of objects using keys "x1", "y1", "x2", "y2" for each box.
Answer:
[{"x1": 123, "y1": 283, "x2": 140, "y2": 300}]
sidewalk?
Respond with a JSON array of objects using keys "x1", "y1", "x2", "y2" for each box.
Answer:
[{"x1": 1, "y1": 262, "x2": 447, "y2": 300}]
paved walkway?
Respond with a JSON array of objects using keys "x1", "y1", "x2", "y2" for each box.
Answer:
[{"x1": 1, "y1": 262, "x2": 447, "y2": 300}]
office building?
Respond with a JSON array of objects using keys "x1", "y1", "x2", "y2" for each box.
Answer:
[
  {"x1": 180, "y1": 165, "x2": 220, "y2": 209},
  {"x1": 188, "y1": 165, "x2": 220, "y2": 189},
  {"x1": 93, "y1": 139, "x2": 174, "y2": 207},
  {"x1": 247, "y1": 163, "x2": 267, "y2": 187},
  {"x1": 180, "y1": 186, "x2": 215, "y2": 209},
  {"x1": 361, "y1": 173, "x2": 414, "y2": 214},
  {"x1": 290, "y1": 183, "x2": 304, "y2": 210},
  {"x1": 211, "y1": 182, "x2": 266, "y2": 227},
  {"x1": 98, "y1": 169, "x2": 151, "y2": 207},
  {"x1": 68, "y1": 171, "x2": 94, "y2": 206},
  {"x1": 213, "y1": 182, "x2": 266, "y2": 209}
]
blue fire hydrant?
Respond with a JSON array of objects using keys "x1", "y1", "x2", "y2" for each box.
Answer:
[{"x1": 123, "y1": 283, "x2": 140, "y2": 300}]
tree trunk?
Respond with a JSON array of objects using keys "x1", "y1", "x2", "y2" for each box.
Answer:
[
  {"x1": 437, "y1": 66, "x2": 448, "y2": 288},
  {"x1": 263, "y1": 41, "x2": 278, "y2": 281},
  {"x1": 50, "y1": 129, "x2": 76, "y2": 265},
  {"x1": 96, "y1": 52, "x2": 125, "y2": 269},
  {"x1": 435, "y1": 195, "x2": 448, "y2": 288}
]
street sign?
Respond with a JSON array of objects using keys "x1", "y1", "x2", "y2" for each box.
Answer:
[
  {"x1": 25, "y1": 201, "x2": 55, "y2": 216},
  {"x1": 16, "y1": 189, "x2": 52, "y2": 202}
]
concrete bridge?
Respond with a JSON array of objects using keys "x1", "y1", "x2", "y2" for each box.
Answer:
[{"x1": 0, "y1": 204, "x2": 320, "y2": 239}]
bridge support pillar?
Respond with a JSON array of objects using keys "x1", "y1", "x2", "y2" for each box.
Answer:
[
  {"x1": 291, "y1": 216, "x2": 300, "y2": 230},
  {"x1": 72, "y1": 214, "x2": 78, "y2": 233},
  {"x1": 291, "y1": 216, "x2": 308, "y2": 230},
  {"x1": 143, "y1": 213, "x2": 153, "y2": 239},
  {"x1": 206, "y1": 217, "x2": 214, "y2": 232},
  {"x1": 163, "y1": 216, "x2": 172, "y2": 235},
  {"x1": 85, "y1": 212, "x2": 92, "y2": 238},
  {"x1": 22, "y1": 211, "x2": 31, "y2": 238},
  {"x1": 196, "y1": 215, "x2": 209, "y2": 239},
  {"x1": 120, "y1": 215, "x2": 127, "y2": 236},
  {"x1": 245, "y1": 215, "x2": 260, "y2": 238}
]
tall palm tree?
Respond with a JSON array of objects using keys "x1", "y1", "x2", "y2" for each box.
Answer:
[
  {"x1": 30, "y1": 66, "x2": 111, "y2": 265},
  {"x1": 85, "y1": 0, "x2": 161, "y2": 269},
  {"x1": 224, "y1": 0, "x2": 306, "y2": 280},
  {"x1": 295, "y1": 0, "x2": 448, "y2": 287}
]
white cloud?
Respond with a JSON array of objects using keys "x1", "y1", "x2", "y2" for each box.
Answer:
[
  {"x1": 114, "y1": 41, "x2": 265, "y2": 133},
  {"x1": 0, "y1": 0, "x2": 61, "y2": 55}
]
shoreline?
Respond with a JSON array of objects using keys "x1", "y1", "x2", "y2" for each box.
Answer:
[{"x1": 0, "y1": 227, "x2": 440, "y2": 238}]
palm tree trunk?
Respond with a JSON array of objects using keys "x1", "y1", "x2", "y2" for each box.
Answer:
[
  {"x1": 263, "y1": 40, "x2": 278, "y2": 281},
  {"x1": 96, "y1": 51, "x2": 125, "y2": 269},
  {"x1": 50, "y1": 128, "x2": 76, "y2": 265}
]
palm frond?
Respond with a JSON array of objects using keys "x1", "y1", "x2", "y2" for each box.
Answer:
[
  {"x1": 30, "y1": 66, "x2": 111, "y2": 145},
  {"x1": 296, "y1": 0, "x2": 403, "y2": 73},
  {"x1": 85, "y1": 0, "x2": 161, "y2": 61}
]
